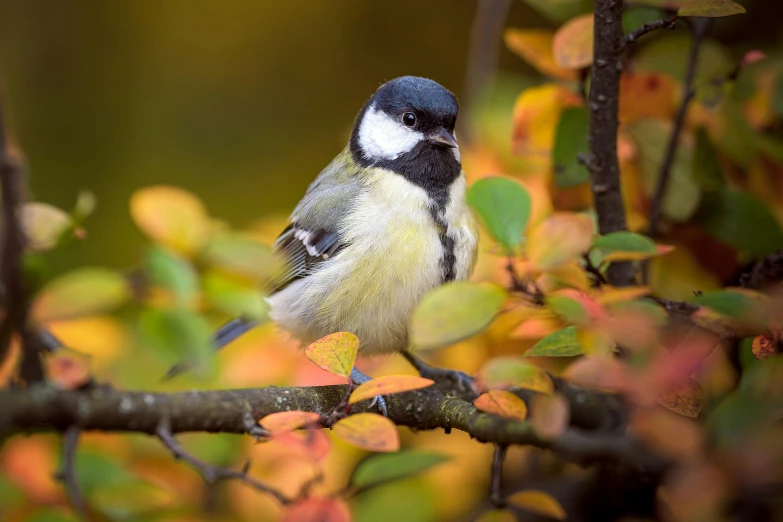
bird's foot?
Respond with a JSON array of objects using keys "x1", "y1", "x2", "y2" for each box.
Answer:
[
  {"x1": 350, "y1": 368, "x2": 387, "y2": 416},
  {"x1": 402, "y1": 352, "x2": 476, "y2": 394}
]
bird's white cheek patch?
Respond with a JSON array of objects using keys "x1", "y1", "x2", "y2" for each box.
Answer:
[{"x1": 358, "y1": 105, "x2": 424, "y2": 161}]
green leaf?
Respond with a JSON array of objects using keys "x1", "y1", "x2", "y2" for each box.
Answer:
[
  {"x1": 525, "y1": 326, "x2": 583, "y2": 357},
  {"x1": 467, "y1": 177, "x2": 531, "y2": 253},
  {"x1": 678, "y1": 0, "x2": 746, "y2": 17},
  {"x1": 627, "y1": 119, "x2": 701, "y2": 223},
  {"x1": 410, "y1": 282, "x2": 505, "y2": 350},
  {"x1": 145, "y1": 247, "x2": 199, "y2": 306},
  {"x1": 203, "y1": 271, "x2": 269, "y2": 320},
  {"x1": 351, "y1": 450, "x2": 450, "y2": 490},
  {"x1": 546, "y1": 295, "x2": 588, "y2": 325},
  {"x1": 351, "y1": 478, "x2": 436, "y2": 522},
  {"x1": 694, "y1": 187, "x2": 783, "y2": 257},
  {"x1": 552, "y1": 107, "x2": 590, "y2": 187},
  {"x1": 692, "y1": 127, "x2": 725, "y2": 190},
  {"x1": 636, "y1": 35, "x2": 733, "y2": 85},
  {"x1": 719, "y1": 102, "x2": 758, "y2": 168},
  {"x1": 32, "y1": 267, "x2": 130, "y2": 323},
  {"x1": 201, "y1": 234, "x2": 284, "y2": 282},
  {"x1": 138, "y1": 308, "x2": 212, "y2": 364},
  {"x1": 693, "y1": 290, "x2": 756, "y2": 318},
  {"x1": 592, "y1": 231, "x2": 658, "y2": 256}
]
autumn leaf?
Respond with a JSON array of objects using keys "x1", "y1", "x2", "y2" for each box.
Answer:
[
  {"x1": 678, "y1": 0, "x2": 746, "y2": 17},
  {"x1": 475, "y1": 509, "x2": 518, "y2": 522},
  {"x1": 260, "y1": 411, "x2": 322, "y2": 433},
  {"x1": 333, "y1": 413, "x2": 400, "y2": 452},
  {"x1": 751, "y1": 334, "x2": 780, "y2": 360},
  {"x1": 474, "y1": 390, "x2": 529, "y2": 421},
  {"x1": 478, "y1": 357, "x2": 554, "y2": 394},
  {"x1": 619, "y1": 72, "x2": 676, "y2": 122},
  {"x1": 504, "y1": 28, "x2": 577, "y2": 80},
  {"x1": 283, "y1": 497, "x2": 351, "y2": 522},
  {"x1": 201, "y1": 233, "x2": 284, "y2": 282},
  {"x1": 31, "y1": 268, "x2": 131, "y2": 324},
  {"x1": 349, "y1": 376, "x2": 434, "y2": 404},
  {"x1": 524, "y1": 326, "x2": 584, "y2": 357},
  {"x1": 272, "y1": 429, "x2": 332, "y2": 462},
  {"x1": 305, "y1": 332, "x2": 359, "y2": 379},
  {"x1": 512, "y1": 84, "x2": 582, "y2": 159},
  {"x1": 130, "y1": 185, "x2": 211, "y2": 254},
  {"x1": 552, "y1": 14, "x2": 594, "y2": 69},
  {"x1": 531, "y1": 393, "x2": 570, "y2": 439},
  {"x1": 526, "y1": 213, "x2": 594, "y2": 272},
  {"x1": 507, "y1": 490, "x2": 567, "y2": 520},
  {"x1": 22, "y1": 203, "x2": 77, "y2": 252},
  {"x1": 410, "y1": 282, "x2": 505, "y2": 351},
  {"x1": 658, "y1": 377, "x2": 705, "y2": 418},
  {"x1": 43, "y1": 348, "x2": 92, "y2": 390}
]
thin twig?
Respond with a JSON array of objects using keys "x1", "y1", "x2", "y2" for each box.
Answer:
[
  {"x1": 55, "y1": 426, "x2": 89, "y2": 520},
  {"x1": 489, "y1": 444, "x2": 507, "y2": 508},
  {"x1": 583, "y1": 254, "x2": 609, "y2": 288},
  {"x1": 646, "y1": 19, "x2": 709, "y2": 240},
  {"x1": 156, "y1": 419, "x2": 291, "y2": 506},
  {"x1": 621, "y1": 16, "x2": 678, "y2": 50}
]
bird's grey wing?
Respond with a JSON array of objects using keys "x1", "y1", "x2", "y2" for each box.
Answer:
[{"x1": 270, "y1": 148, "x2": 362, "y2": 293}]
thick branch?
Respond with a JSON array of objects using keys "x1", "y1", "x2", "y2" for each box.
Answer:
[
  {"x1": 0, "y1": 383, "x2": 670, "y2": 477},
  {"x1": 587, "y1": 0, "x2": 635, "y2": 286}
]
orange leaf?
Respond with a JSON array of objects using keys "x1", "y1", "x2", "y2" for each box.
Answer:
[
  {"x1": 619, "y1": 72, "x2": 676, "y2": 123},
  {"x1": 504, "y1": 29, "x2": 577, "y2": 81},
  {"x1": 512, "y1": 84, "x2": 582, "y2": 160},
  {"x1": 752, "y1": 334, "x2": 780, "y2": 360},
  {"x1": 507, "y1": 490, "x2": 567, "y2": 520},
  {"x1": 526, "y1": 213, "x2": 594, "y2": 272},
  {"x1": 349, "y1": 375, "x2": 434, "y2": 404},
  {"x1": 129, "y1": 186, "x2": 210, "y2": 254},
  {"x1": 305, "y1": 332, "x2": 359, "y2": 379},
  {"x1": 552, "y1": 14, "x2": 594, "y2": 69},
  {"x1": 474, "y1": 390, "x2": 528, "y2": 421},
  {"x1": 531, "y1": 393, "x2": 570, "y2": 439},
  {"x1": 630, "y1": 408, "x2": 703, "y2": 460},
  {"x1": 272, "y1": 429, "x2": 331, "y2": 462},
  {"x1": 333, "y1": 413, "x2": 399, "y2": 452},
  {"x1": 657, "y1": 378, "x2": 705, "y2": 418},
  {"x1": 283, "y1": 497, "x2": 352, "y2": 522},
  {"x1": 43, "y1": 348, "x2": 91, "y2": 390},
  {"x1": 260, "y1": 411, "x2": 321, "y2": 433}
]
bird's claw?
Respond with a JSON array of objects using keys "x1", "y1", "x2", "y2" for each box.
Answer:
[
  {"x1": 350, "y1": 368, "x2": 389, "y2": 417},
  {"x1": 421, "y1": 367, "x2": 475, "y2": 393},
  {"x1": 368, "y1": 395, "x2": 388, "y2": 417}
]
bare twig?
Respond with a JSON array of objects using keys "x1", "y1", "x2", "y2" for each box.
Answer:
[
  {"x1": 55, "y1": 426, "x2": 89, "y2": 520},
  {"x1": 156, "y1": 418, "x2": 291, "y2": 506},
  {"x1": 583, "y1": 254, "x2": 609, "y2": 288},
  {"x1": 489, "y1": 445, "x2": 507, "y2": 508},
  {"x1": 621, "y1": 16, "x2": 678, "y2": 50},
  {"x1": 587, "y1": 0, "x2": 635, "y2": 287},
  {"x1": 646, "y1": 19, "x2": 710, "y2": 240}
]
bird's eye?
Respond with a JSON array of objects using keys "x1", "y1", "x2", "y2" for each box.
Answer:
[{"x1": 402, "y1": 112, "x2": 416, "y2": 127}]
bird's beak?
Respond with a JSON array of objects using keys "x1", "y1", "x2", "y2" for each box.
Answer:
[{"x1": 429, "y1": 128, "x2": 459, "y2": 148}]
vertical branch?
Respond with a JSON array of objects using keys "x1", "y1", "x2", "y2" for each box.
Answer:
[
  {"x1": 489, "y1": 444, "x2": 507, "y2": 507},
  {"x1": 646, "y1": 18, "x2": 709, "y2": 239},
  {"x1": 56, "y1": 426, "x2": 89, "y2": 520},
  {"x1": 0, "y1": 96, "x2": 43, "y2": 383},
  {"x1": 586, "y1": 0, "x2": 635, "y2": 287}
]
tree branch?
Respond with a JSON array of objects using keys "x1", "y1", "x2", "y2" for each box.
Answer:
[
  {"x1": 489, "y1": 445, "x2": 507, "y2": 508},
  {"x1": 587, "y1": 0, "x2": 635, "y2": 287},
  {"x1": 0, "y1": 382, "x2": 670, "y2": 477},
  {"x1": 621, "y1": 16, "x2": 678, "y2": 50},
  {"x1": 55, "y1": 426, "x2": 89, "y2": 520}
]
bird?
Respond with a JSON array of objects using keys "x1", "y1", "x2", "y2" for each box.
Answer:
[{"x1": 208, "y1": 76, "x2": 479, "y2": 410}]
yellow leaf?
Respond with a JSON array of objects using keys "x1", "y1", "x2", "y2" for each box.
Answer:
[
  {"x1": 504, "y1": 29, "x2": 578, "y2": 81},
  {"x1": 594, "y1": 286, "x2": 651, "y2": 305},
  {"x1": 333, "y1": 413, "x2": 399, "y2": 452},
  {"x1": 474, "y1": 390, "x2": 528, "y2": 421},
  {"x1": 475, "y1": 509, "x2": 518, "y2": 522},
  {"x1": 577, "y1": 326, "x2": 615, "y2": 356},
  {"x1": 512, "y1": 84, "x2": 582, "y2": 161},
  {"x1": 130, "y1": 186, "x2": 210, "y2": 254},
  {"x1": 507, "y1": 490, "x2": 567, "y2": 520},
  {"x1": 553, "y1": 14, "x2": 594, "y2": 69},
  {"x1": 22, "y1": 203, "x2": 75, "y2": 252},
  {"x1": 526, "y1": 213, "x2": 594, "y2": 271},
  {"x1": 349, "y1": 375, "x2": 434, "y2": 404},
  {"x1": 32, "y1": 268, "x2": 130, "y2": 324},
  {"x1": 304, "y1": 332, "x2": 359, "y2": 379}
]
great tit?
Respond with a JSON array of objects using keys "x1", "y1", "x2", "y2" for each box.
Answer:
[{"x1": 212, "y1": 76, "x2": 478, "y2": 402}]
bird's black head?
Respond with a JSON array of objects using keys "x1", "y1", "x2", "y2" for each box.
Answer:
[{"x1": 349, "y1": 76, "x2": 462, "y2": 194}]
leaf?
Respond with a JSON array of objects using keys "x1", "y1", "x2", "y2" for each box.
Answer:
[
  {"x1": 619, "y1": 72, "x2": 677, "y2": 123},
  {"x1": 752, "y1": 334, "x2": 780, "y2": 360},
  {"x1": 283, "y1": 498, "x2": 351, "y2": 522},
  {"x1": 32, "y1": 268, "x2": 130, "y2": 323},
  {"x1": 475, "y1": 509, "x2": 518, "y2": 522},
  {"x1": 512, "y1": 84, "x2": 582, "y2": 159},
  {"x1": 524, "y1": 326, "x2": 584, "y2": 357},
  {"x1": 531, "y1": 393, "x2": 570, "y2": 439},
  {"x1": 527, "y1": 213, "x2": 594, "y2": 271},
  {"x1": 692, "y1": 127, "x2": 725, "y2": 191},
  {"x1": 43, "y1": 348, "x2": 92, "y2": 390},
  {"x1": 552, "y1": 14, "x2": 594, "y2": 69},
  {"x1": 552, "y1": 107, "x2": 590, "y2": 187},
  {"x1": 678, "y1": 0, "x2": 746, "y2": 17},
  {"x1": 350, "y1": 450, "x2": 450, "y2": 490},
  {"x1": 144, "y1": 247, "x2": 199, "y2": 306},
  {"x1": 693, "y1": 289, "x2": 760, "y2": 319},
  {"x1": 478, "y1": 357, "x2": 554, "y2": 393},
  {"x1": 467, "y1": 177, "x2": 531, "y2": 253},
  {"x1": 349, "y1": 376, "x2": 434, "y2": 404},
  {"x1": 504, "y1": 29, "x2": 577, "y2": 81},
  {"x1": 592, "y1": 231, "x2": 669, "y2": 262},
  {"x1": 694, "y1": 187, "x2": 783, "y2": 258},
  {"x1": 272, "y1": 429, "x2": 331, "y2": 462},
  {"x1": 333, "y1": 413, "x2": 400, "y2": 452},
  {"x1": 410, "y1": 282, "x2": 505, "y2": 351},
  {"x1": 658, "y1": 377, "x2": 705, "y2": 418},
  {"x1": 130, "y1": 185, "x2": 210, "y2": 254},
  {"x1": 305, "y1": 332, "x2": 359, "y2": 379},
  {"x1": 201, "y1": 233, "x2": 284, "y2": 282},
  {"x1": 627, "y1": 119, "x2": 701, "y2": 223},
  {"x1": 203, "y1": 271, "x2": 269, "y2": 320},
  {"x1": 22, "y1": 203, "x2": 75, "y2": 252},
  {"x1": 474, "y1": 390, "x2": 529, "y2": 420},
  {"x1": 138, "y1": 308, "x2": 212, "y2": 364},
  {"x1": 507, "y1": 490, "x2": 567, "y2": 520},
  {"x1": 260, "y1": 411, "x2": 321, "y2": 433}
]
